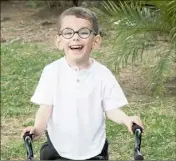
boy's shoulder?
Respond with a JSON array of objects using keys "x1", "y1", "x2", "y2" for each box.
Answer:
[
  {"x1": 93, "y1": 59, "x2": 118, "y2": 82},
  {"x1": 94, "y1": 59, "x2": 113, "y2": 75}
]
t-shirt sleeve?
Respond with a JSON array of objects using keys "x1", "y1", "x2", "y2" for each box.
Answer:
[
  {"x1": 102, "y1": 70, "x2": 128, "y2": 111},
  {"x1": 30, "y1": 66, "x2": 55, "y2": 106}
]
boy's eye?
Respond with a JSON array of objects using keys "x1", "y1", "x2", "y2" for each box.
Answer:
[
  {"x1": 60, "y1": 28, "x2": 93, "y2": 39},
  {"x1": 63, "y1": 32, "x2": 73, "y2": 35},
  {"x1": 79, "y1": 29, "x2": 90, "y2": 35},
  {"x1": 80, "y1": 31, "x2": 89, "y2": 35}
]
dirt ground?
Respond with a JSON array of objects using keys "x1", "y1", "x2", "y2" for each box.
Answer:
[{"x1": 1, "y1": 1, "x2": 79, "y2": 49}]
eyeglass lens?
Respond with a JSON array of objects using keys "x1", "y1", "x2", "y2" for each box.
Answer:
[{"x1": 61, "y1": 28, "x2": 92, "y2": 39}]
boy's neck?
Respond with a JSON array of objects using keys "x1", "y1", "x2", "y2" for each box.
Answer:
[{"x1": 65, "y1": 57, "x2": 93, "y2": 71}]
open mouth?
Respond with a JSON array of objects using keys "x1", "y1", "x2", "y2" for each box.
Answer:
[{"x1": 69, "y1": 45, "x2": 83, "y2": 50}]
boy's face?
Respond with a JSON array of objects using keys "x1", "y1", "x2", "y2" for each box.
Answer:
[{"x1": 56, "y1": 15, "x2": 101, "y2": 63}]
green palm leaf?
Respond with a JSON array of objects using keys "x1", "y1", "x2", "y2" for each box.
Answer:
[{"x1": 91, "y1": 0, "x2": 176, "y2": 95}]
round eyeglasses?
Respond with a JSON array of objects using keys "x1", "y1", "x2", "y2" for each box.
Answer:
[{"x1": 59, "y1": 28, "x2": 97, "y2": 39}]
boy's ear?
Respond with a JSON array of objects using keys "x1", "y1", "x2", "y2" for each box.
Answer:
[
  {"x1": 55, "y1": 35, "x2": 63, "y2": 50},
  {"x1": 92, "y1": 35, "x2": 102, "y2": 50}
]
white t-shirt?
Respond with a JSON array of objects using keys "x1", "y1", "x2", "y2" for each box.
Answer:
[{"x1": 31, "y1": 57, "x2": 128, "y2": 160}]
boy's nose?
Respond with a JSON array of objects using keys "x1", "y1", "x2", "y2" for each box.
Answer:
[{"x1": 72, "y1": 33, "x2": 80, "y2": 41}]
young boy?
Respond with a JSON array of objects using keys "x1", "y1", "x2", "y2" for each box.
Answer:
[{"x1": 21, "y1": 7, "x2": 144, "y2": 160}]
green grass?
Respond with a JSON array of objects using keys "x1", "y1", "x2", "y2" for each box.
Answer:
[{"x1": 1, "y1": 42, "x2": 176, "y2": 160}]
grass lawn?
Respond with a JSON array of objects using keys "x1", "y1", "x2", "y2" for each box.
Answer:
[{"x1": 1, "y1": 42, "x2": 176, "y2": 160}]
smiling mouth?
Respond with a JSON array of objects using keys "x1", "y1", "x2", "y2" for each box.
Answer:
[{"x1": 69, "y1": 45, "x2": 83, "y2": 50}]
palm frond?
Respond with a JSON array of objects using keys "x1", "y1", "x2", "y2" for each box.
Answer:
[
  {"x1": 149, "y1": 49, "x2": 175, "y2": 95},
  {"x1": 170, "y1": 27, "x2": 176, "y2": 43},
  {"x1": 92, "y1": 0, "x2": 176, "y2": 95}
]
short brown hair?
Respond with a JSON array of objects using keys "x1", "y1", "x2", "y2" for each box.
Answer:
[{"x1": 57, "y1": 7, "x2": 99, "y2": 35}]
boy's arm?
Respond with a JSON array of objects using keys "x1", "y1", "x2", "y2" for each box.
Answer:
[
  {"x1": 34, "y1": 105, "x2": 53, "y2": 135},
  {"x1": 102, "y1": 69, "x2": 144, "y2": 133},
  {"x1": 106, "y1": 108, "x2": 144, "y2": 134},
  {"x1": 106, "y1": 108, "x2": 129, "y2": 124}
]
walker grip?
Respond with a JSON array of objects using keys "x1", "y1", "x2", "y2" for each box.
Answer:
[
  {"x1": 23, "y1": 132, "x2": 34, "y2": 160},
  {"x1": 132, "y1": 123, "x2": 143, "y2": 134}
]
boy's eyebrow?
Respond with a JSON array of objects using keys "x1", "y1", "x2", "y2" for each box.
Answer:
[{"x1": 61, "y1": 26, "x2": 93, "y2": 30}]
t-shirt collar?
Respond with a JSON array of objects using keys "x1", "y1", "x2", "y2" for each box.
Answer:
[{"x1": 63, "y1": 56, "x2": 95, "y2": 75}]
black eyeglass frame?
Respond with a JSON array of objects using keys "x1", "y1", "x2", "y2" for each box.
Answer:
[{"x1": 58, "y1": 27, "x2": 97, "y2": 39}]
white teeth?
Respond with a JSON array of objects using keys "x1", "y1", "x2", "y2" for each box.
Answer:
[
  {"x1": 70, "y1": 45, "x2": 83, "y2": 49},
  {"x1": 71, "y1": 45, "x2": 82, "y2": 48}
]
